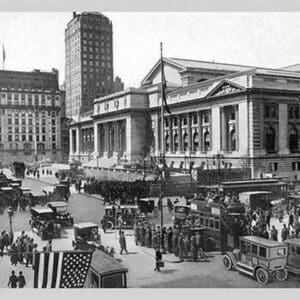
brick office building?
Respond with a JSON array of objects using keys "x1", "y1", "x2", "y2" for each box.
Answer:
[
  {"x1": 0, "y1": 68, "x2": 65, "y2": 164},
  {"x1": 65, "y1": 12, "x2": 114, "y2": 118}
]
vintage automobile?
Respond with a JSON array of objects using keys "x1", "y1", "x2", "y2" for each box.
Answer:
[
  {"x1": 54, "y1": 184, "x2": 70, "y2": 201},
  {"x1": 137, "y1": 198, "x2": 158, "y2": 216},
  {"x1": 72, "y1": 222, "x2": 101, "y2": 251},
  {"x1": 102, "y1": 205, "x2": 139, "y2": 229},
  {"x1": 173, "y1": 205, "x2": 191, "y2": 227},
  {"x1": 47, "y1": 201, "x2": 74, "y2": 226},
  {"x1": 284, "y1": 238, "x2": 300, "y2": 275},
  {"x1": 30, "y1": 207, "x2": 61, "y2": 240},
  {"x1": 59, "y1": 180, "x2": 71, "y2": 188},
  {"x1": 85, "y1": 250, "x2": 128, "y2": 288},
  {"x1": 222, "y1": 235, "x2": 288, "y2": 285},
  {"x1": 29, "y1": 191, "x2": 48, "y2": 207}
]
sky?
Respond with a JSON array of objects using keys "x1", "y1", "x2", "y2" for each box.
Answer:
[{"x1": 0, "y1": 12, "x2": 300, "y2": 88}]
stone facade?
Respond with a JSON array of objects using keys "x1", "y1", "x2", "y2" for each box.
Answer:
[{"x1": 69, "y1": 57, "x2": 300, "y2": 180}]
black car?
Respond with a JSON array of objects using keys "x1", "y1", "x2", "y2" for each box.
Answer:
[{"x1": 47, "y1": 201, "x2": 74, "y2": 226}]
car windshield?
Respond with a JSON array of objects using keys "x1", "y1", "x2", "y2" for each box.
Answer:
[{"x1": 56, "y1": 207, "x2": 67, "y2": 213}]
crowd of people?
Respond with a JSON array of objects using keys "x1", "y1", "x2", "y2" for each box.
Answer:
[
  {"x1": 9, "y1": 231, "x2": 37, "y2": 267},
  {"x1": 82, "y1": 178, "x2": 150, "y2": 204},
  {"x1": 133, "y1": 221, "x2": 208, "y2": 263}
]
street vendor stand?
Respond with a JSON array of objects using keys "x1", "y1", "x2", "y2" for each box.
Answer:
[{"x1": 85, "y1": 250, "x2": 128, "y2": 288}]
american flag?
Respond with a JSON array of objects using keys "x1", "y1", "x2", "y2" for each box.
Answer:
[{"x1": 33, "y1": 251, "x2": 93, "y2": 288}]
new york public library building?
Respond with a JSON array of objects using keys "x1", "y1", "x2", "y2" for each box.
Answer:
[{"x1": 69, "y1": 57, "x2": 300, "y2": 181}]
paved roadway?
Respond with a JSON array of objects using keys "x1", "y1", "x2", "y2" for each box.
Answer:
[{"x1": 0, "y1": 169, "x2": 300, "y2": 288}]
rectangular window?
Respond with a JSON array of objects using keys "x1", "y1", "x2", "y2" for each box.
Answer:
[
  {"x1": 259, "y1": 247, "x2": 267, "y2": 258},
  {"x1": 29, "y1": 135, "x2": 32, "y2": 141},
  {"x1": 298, "y1": 162, "x2": 300, "y2": 171},
  {"x1": 42, "y1": 135, "x2": 46, "y2": 142},
  {"x1": 15, "y1": 135, "x2": 19, "y2": 141},
  {"x1": 8, "y1": 135, "x2": 12, "y2": 142},
  {"x1": 52, "y1": 119, "x2": 56, "y2": 126},
  {"x1": 22, "y1": 135, "x2": 26, "y2": 141},
  {"x1": 274, "y1": 162, "x2": 278, "y2": 171},
  {"x1": 52, "y1": 143, "x2": 56, "y2": 149},
  {"x1": 251, "y1": 244, "x2": 258, "y2": 255},
  {"x1": 36, "y1": 135, "x2": 39, "y2": 142},
  {"x1": 8, "y1": 118, "x2": 12, "y2": 125},
  {"x1": 42, "y1": 127, "x2": 46, "y2": 134}
]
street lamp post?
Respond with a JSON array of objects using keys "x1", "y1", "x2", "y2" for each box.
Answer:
[{"x1": 7, "y1": 206, "x2": 14, "y2": 245}]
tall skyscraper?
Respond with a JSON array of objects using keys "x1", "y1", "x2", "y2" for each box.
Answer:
[{"x1": 65, "y1": 12, "x2": 114, "y2": 118}]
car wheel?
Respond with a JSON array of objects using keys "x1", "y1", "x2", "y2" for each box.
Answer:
[
  {"x1": 222, "y1": 254, "x2": 233, "y2": 270},
  {"x1": 106, "y1": 221, "x2": 114, "y2": 230},
  {"x1": 255, "y1": 267, "x2": 269, "y2": 285},
  {"x1": 276, "y1": 268, "x2": 288, "y2": 281}
]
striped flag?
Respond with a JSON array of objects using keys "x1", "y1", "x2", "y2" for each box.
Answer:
[{"x1": 33, "y1": 251, "x2": 93, "y2": 288}]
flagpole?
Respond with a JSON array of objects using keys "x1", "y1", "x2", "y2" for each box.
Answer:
[
  {"x1": 159, "y1": 42, "x2": 165, "y2": 229},
  {"x1": 160, "y1": 42, "x2": 165, "y2": 160}
]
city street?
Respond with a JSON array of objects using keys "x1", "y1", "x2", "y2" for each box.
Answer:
[{"x1": 0, "y1": 169, "x2": 299, "y2": 288}]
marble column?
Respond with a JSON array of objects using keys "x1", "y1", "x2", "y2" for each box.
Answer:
[
  {"x1": 234, "y1": 105, "x2": 239, "y2": 151},
  {"x1": 187, "y1": 113, "x2": 192, "y2": 153},
  {"x1": 178, "y1": 115, "x2": 182, "y2": 152},
  {"x1": 198, "y1": 111, "x2": 202, "y2": 152},
  {"x1": 75, "y1": 128, "x2": 80, "y2": 155},
  {"x1": 69, "y1": 128, "x2": 73, "y2": 154},
  {"x1": 279, "y1": 103, "x2": 289, "y2": 155},
  {"x1": 169, "y1": 116, "x2": 173, "y2": 153},
  {"x1": 93, "y1": 122, "x2": 99, "y2": 157},
  {"x1": 220, "y1": 107, "x2": 226, "y2": 151}
]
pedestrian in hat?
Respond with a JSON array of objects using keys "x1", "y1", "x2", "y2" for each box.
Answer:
[{"x1": 7, "y1": 270, "x2": 18, "y2": 288}]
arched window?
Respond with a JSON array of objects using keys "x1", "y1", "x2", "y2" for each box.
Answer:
[
  {"x1": 183, "y1": 133, "x2": 188, "y2": 151},
  {"x1": 165, "y1": 134, "x2": 170, "y2": 152},
  {"x1": 289, "y1": 127, "x2": 298, "y2": 152},
  {"x1": 230, "y1": 129, "x2": 236, "y2": 151},
  {"x1": 265, "y1": 126, "x2": 276, "y2": 153},
  {"x1": 193, "y1": 132, "x2": 199, "y2": 151},
  {"x1": 174, "y1": 134, "x2": 179, "y2": 152},
  {"x1": 204, "y1": 130, "x2": 210, "y2": 151}
]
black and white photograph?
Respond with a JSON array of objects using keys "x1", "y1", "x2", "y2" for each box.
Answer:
[{"x1": 1, "y1": 9, "x2": 300, "y2": 289}]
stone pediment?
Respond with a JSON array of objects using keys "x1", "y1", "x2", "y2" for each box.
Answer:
[{"x1": 206, "y1": 80, "x2": 245, "y2": 98}]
